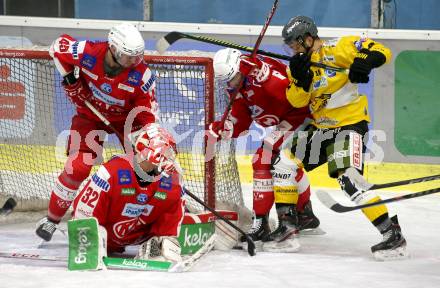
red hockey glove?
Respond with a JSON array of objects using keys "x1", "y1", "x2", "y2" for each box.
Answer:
[
  {"x1": 239, "y1": 56, "x2": 262, "y2": 76},
  {"x1": 208, "y1": 119, "x2": 234, "y2": 141},
  {"x1": 240, "y1": 56, "x2": 270, "y2": 83},
  {"x1": 62, "y1": 78, "x2": 92, "y2": 108}
]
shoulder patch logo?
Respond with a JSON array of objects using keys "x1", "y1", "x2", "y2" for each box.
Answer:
[
  {"x1": 118, "y1": 169, "x2": 132, "y2": 185},
  {"x1": 71, "y1": 42, "x2": 79, "y2": 59},
  {"x1": 81, "y1": 54, "x2": 96, "y2": 69},
  {"x1": 91, "y1": 174, "x2": 110, "y2": 192},
  {"x1": 127, "y1": 70, "x2": 142, "y2": 86},
  {"x1": 159, "y1": 176, "x2": 172, "y2": 190},
  {"x1": 141, "y1": 73, "x2": 156, "y2": 93}
]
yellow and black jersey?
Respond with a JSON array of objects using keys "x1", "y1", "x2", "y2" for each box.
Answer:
[{"x1": 286, "y1": 36, "x2": 391, "y2": 129}]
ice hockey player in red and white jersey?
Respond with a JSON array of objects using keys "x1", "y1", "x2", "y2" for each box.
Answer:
[
  {"x1": 36, "y1": 23, "x2": 158, "y2": 242},
  {"x1": 209, "y1": 48, "x2": 321, "y2": 252},
  {"x1": 72, "y1": 124, "x2": 184, "y2": 262}
]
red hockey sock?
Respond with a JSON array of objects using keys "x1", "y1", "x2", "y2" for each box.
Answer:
[{"x1": 252, "y1": 170, "x2": 274, "y2": 216}]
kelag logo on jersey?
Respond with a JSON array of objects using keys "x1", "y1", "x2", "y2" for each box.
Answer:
[
  {"x1": 159, "y1": 176, "x2": 172, "y2": 190},
  {"x1": 118, "y1": 169, "x2": 132, "y2": 185},
  {"x1": 154, "y1": 191, "x2": 167, "y2": 200},
  {"x1": 137, "y1": 193, "x2": 148, "y2": 204},
  {"x1": 100, "y1": 83, "x2": 112, "y2": 94},
  {"x1": 81, "y1": 54, "x2": 96, "y2": 69},
  {"x1": 127, "y1": 70, "x2": 141, "y2": 86}
]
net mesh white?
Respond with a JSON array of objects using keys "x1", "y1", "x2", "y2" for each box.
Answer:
[{"x1": 0, "y1": 49, "x2": 243, "y2": 217}]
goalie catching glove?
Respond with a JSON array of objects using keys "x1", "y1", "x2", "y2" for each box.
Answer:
[
  {"x1": 136, "y1": 236, "x2": 182, "y2": 263},
  {"x1": 348, "y1": 48, "x2": 386, "y2": 83},
  {"x1": 62, "y1": 73, "x2": 92, "y2": 108}
]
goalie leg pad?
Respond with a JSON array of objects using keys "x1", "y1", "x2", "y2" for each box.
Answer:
[
  {"x1": 67, "y1": 217, "x2": 107, "y2": 271},
  {"x1": 136, "y1": 236, "x2": 182, "y2": 263}
]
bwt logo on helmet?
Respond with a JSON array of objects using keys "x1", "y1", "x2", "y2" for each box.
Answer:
[{"x1": 287, "y1": 21, "x2": 301, "y2": 33}]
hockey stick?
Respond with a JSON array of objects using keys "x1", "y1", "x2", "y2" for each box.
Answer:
[
  {"x1": 366, "y1": 174, "x2": 440, "y2": 191},
  {"x1": 0, "y1": 249, "x2": 214, "y2": 272},
  {"x1": 182, "y1": 187, "x2": 256, "y2": 256},
  {"x1": 249, "y1": 0, "x2": 279, "y2": 58},
  {"x1": 84, "y1": 101, "x2": 256, "y2": 256},
  {"x1": 0, "y1": 197, "x2": 17, "y2": 216},
  {"x1": 317, "y1": 187, "x2": 440, "y2": 213},
  {"x1": 206, "y1": 0, "x2": 280, "y2": 157},
  {"x1": 156, "y1": 31, "x2": 346, "y2": 73}
]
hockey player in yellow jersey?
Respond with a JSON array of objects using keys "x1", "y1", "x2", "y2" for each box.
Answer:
[{"x1": 282, "y1": 15, "x2": 408, "y2": 260}]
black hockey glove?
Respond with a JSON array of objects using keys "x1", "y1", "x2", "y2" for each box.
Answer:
[
  {"x1": 348, "y1": 49, "x2": 386, "y2": 84},
  {"x1": 289, "y1": 53, "x2": 313, "y2": 92}
]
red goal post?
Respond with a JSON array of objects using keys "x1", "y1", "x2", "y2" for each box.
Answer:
[{"x1": 0, "y1": 49, "x2": 243, "y2": 213}]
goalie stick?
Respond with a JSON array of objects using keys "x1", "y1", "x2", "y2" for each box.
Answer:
[
  {"x1": 317, "y1": 187, "x2": 440, "y2": 213},
  {"x1": 183, "y1": 187, "x2": 256, "y2": 256},
  {"x1": 84, "y1": 101, "x2": 256, "y2": 257},
  {"x1": 0, "y1": 197, "x2": 17, "y2": 216},
  {"x1": 156, "y1": 31, "x2": 347, "y2": 73},
  {"x1": 0, "y1": 238, "x2": 214, "y2": 273}
]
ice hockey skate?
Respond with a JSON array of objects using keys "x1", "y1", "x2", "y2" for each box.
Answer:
[
  {"x1": 262, "y1": 205, "x2": 300, "y2": 253},
  {"x1": 297, "y1": 201, "x2": 326, "y2": 236},
  {"x1": 371, "y1": 216, "x2": 409, "y2": 261},
  {"x1": 35, "y1": 217, "x2": 59, "y2": 242},
  {"x1": 240, "y1": 214, "x2": 271, "y2": 251}
]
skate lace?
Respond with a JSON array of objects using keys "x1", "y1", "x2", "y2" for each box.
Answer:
[
  {"x1": 382, "y1": 225, "x2": 401, "y2": 243},
  {"x1": 42, "y1": 221, "x2": 57, "y2": 234},
  {"x1": 39, "y1": 218, "x2": 66, "y2": 236},
  {"x1": 248, "y1": 217, "x2": 262, "y2": 234}
]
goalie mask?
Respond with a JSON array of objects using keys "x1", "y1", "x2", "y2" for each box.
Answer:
[
  {"x1": 108, "y1": 23, "x2": 145, "y2": 68},
  {"x1": 134, "y1": 124, "x2": 178, "y2": 176}
]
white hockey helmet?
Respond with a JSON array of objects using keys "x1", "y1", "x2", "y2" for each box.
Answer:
[
  {"x1": 108, "y1": 23, "x2": 145, "y2": 66},
  {"x1": 213, "y1": 48, "x2": 242, "y2": 81}
]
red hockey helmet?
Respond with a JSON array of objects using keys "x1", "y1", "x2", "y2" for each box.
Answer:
[{"x1": 135, "y1": 124, "x2": 178, "y2": 175}]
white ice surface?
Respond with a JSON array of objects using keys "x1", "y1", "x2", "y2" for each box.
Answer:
[{"x1": 1, "y1": 186, "x2": 440, "y2": 288}]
